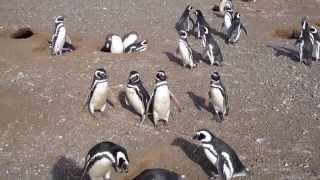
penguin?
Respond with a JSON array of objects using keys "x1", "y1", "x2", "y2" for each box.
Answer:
[
  {"x1": 219, "y1": 0, "x2": 233, "y2": 14},
  {"x1": 175, "y1": 5, "x2": 195, "y2": 34},
  {"x1": 192, "y1": 129, "x2": 250, "y2": 180},
  {"x1": 295, "y1": 17, "x2": 314, "y2": 65},
  {"x1": 146, "y1": 70, "x2": 183, "y2": 128},
  {"x1": 205, "y1": 72, "x2": 229, "y2": 122},
  {"x1": 177, "y1": 30, "x2": 196, "y2": 68},
  {"x1": 310, "y1": 26, "x2": 320, "y2": 61},
  {"x1": 81, "y1": 141, "x2": 129, "y2": 180},
  {"x1": 202, "y1": 26, "x2": 224, "y2": 66},
  {"x1": 85, "y1": 68, "x2": 117, "y2": 116},
  {"x1": 124, "y1": 71, "x2": 150, "y2": 126},
  {"x1": 50, "y1": 16, "x2": 66, "y2": 55},
  {"x1": 133, "y1": 168, "x2": 187, "y2": 180},
  {"x1": 194, "y1": 9, "x2": 210, "y2": 39},
  {"x1": 227, "y1": 12, "x2": 248, "y2": 44},
  {"x1": 101, "y1": 34, "x2": 124, "y2": 54},
  {"x1": 122, "y1": 31, "x2": 139, "y2": 50},
  {"x1": 124, "y1": 40, "x2": 148, "y2": 53},
  {"x1": 221, "y1": 6, "x2": 234, "y2": 32}
]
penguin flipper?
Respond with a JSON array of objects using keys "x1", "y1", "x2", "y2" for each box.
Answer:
[
  {"x1": 241, "y1": 24, "x2": 248, "y2": 35},
  {"x1": 217, "y1": 155, "x2": 227, "y2": 180},
  {"x1": 169, "y1": 90, "x2": 183, "y2": 112}
]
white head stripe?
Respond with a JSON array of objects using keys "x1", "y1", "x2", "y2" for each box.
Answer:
[
  {"x1": 85, "y1": 151, "x2": 116, "y2": 170},
  {"x1": 198, "y1": 130, "x2": 212, "y2": 142},
  {"x1": 116, "y1": 151, "x2": 128, "y2": 165}
]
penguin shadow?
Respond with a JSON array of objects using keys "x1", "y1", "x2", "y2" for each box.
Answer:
[
  {"x1": 191, "y1": 49, "x2": 210, "y2": 65},
  {"x1": 187, "y1": 91, "x2": 211, "y2": 112},
  {"x1": 171, "y1": 137, "x2": 217, "y2": 177},
  {"x1": 118, "y1": 91, "x2": 140, "y2": 116},
  {"x1": 51, "y1": 156, "x2": 84, "y2": 180},
  {"x1": 266, "y1": 45, "x2": 300, "y2": 62},
  {"x1": 163, "y1": 51, "x2": 184, "y2": 67}
]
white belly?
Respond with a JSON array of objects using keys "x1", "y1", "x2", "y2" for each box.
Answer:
[
  {"x1": 90, "y1": 83, "x2": 109, "y2": 110},
  {"x1": 123, "y1": 35, "x2": 138, "y2": 49},
  {"x1": 210, "y1": 88, "x2": 225, "y2": 113},
  {"x1": 224, "y1": 14, "x2": 232, "y2": 30},
  {"x1": 54, "y1": 27, "x2": 66, "y2": 53},
  {"x1": 88, "y1": 158, "x2": 112, "y2": 178},
  {"x1": 153, "y1": 86, "x2": 170, "y2": 121},
  {"x1": 204, "y1": 149, "x2": 218, "y2": 166},
  {"x1": 125, "y1": 87, "x2": 144, "y2": 115},
  {"x1": 111, "y1": 37, "x2": 124, "y2": 53},
  {"x1": 179, "y1": 41, "x2": 194, "y2": 66}
]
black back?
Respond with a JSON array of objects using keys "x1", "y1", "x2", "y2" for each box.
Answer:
[
  {"x1": 127, "y1": 73, "x2": 150, "y2": 109},
  {"x1": 204, "y1": 28, "x2": 223, "y2": 63},
  {"x1": 133, "y1": 169, "x2": 181, "y2": 180},
  {"x1": 175, "y1": 5, "x2": 193, "y2": 32}
]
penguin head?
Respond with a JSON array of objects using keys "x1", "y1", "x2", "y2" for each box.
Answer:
[
  {"x1": 94, "y1": 68, "x2": 108, "y2": 80},
  {"x1": 192, "y1": 129, "x2": 214, "y2": 143},
  {"x1": 135, "y1": 40, "x2": 148, "y2": 52},
  {"x1": 155, "y1": 70, "x2": 167, "y2": 82},
  {"x1": 234, "y1": 12, "x2": 240, "y2": 20},
  {"x1": 211, "y1": 72, "x2": 220, "y2": 81},
  {"x1": 55, "y1": 16, "x2": 64, "y2": 24},
  {"x1": 187, "y1": 5, "x2": 193, "y2": 11},
  {"x1": 202, "y1": 26, "x2": 209, "y2": 35},
  {"x1": 310, "y1": 26, "x2": 318, "y2": 34},
  {"x1": 115, "y1": 150, "x2": 129, "y2": 173},
  {"x1": 179, "y1": 30, "x2": 188, "y2": 39},
  {"x1": 194, "y1": 9, "x2": 202, "y2": 17},
  {"x1": 128, "y1": 71, "x2": 140, "y2": 83},
  {"x1": 301, "y1": 17, "x2": 309, "y2": 29}
]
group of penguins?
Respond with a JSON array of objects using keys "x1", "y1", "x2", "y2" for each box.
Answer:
[{"x1": 45, "y1": 0, "x2": 319, "y2": 180}]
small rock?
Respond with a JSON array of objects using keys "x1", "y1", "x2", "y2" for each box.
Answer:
[{"x1": 58, "y1": 135, "x2": 63, "y2": 139}]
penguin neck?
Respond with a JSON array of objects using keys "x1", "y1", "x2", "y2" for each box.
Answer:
[{"x1": 155, "y1": 81, "x2": 168, "y2": 88}]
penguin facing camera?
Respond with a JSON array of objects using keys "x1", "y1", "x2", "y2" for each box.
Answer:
[
  {"x1": 80, "y1": 141, "x2": 129, "y2": 180},
  {"x1": 192, "y1": 129, "x2": 250, "y2": 180},
  {"x1": 146, "y1": 70, "x2": 183, "y2": 128},
  {"x1": 205, "y1": 72, "x2": 229, "y2": 122},
  {"x1": 84, "y1": 68, "x2": 118, "y2": 117},
  {"x1": 124, "y1": 71, "x2": 150, "y2": 126}
]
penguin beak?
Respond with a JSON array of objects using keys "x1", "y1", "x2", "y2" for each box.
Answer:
[
  {"x1": 192, "y1": 133, "x2": 199, "y2": 140},
  {"x1": 122, "y1": 163, "x2": 129, "y2": 173}
]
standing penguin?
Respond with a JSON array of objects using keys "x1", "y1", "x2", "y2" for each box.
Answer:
[
  {"x1": 192, "y1": 129, "x2": 250, "y2": 180},
  {"x1": 146, "y1": 70, "x2": 183, "y2": 128},
  {"x1": 85, "y1": 68, "x2": 117, "y2": 116},
  {"x1": 122, "y1": 31, "x2": 139, "y2": 50},
  {"x1": 49, "y1": 16, "x2": 66, "y2": 55},
  {"x1": 310, "y1": 26, "x2": 320, "y2": 61},
  {"x1": 227, "y1": 12, "x2": 248, "y2": 44},
  {"x1": 124, "y1": 71, "x2": 150, "y2": 126},
  {"x1": 194, "y1": 9, "x2": 210, "y2": 39},
  {"x1": 221, "y1": 6, "x2": 234, "y2": 32},
  {"x1": 81, "y1": 141, "x2": 129, "y2": 180},
  {"x1": 295, "y1": 17, "x2": 314, "y2": 65},
  {"x1": 175, "y1": 5, "x2": 195, "y2": 33},
  {"x1": 205, "y1": 72, "x2": 229, "y2": 122},
  {"x1": 101, "y1": 34, "x2": 124, "y2": 54},
  {"x1": 133, "y1": 169, "x2": 187, "y2": 180},
  {"x1": 202, "y1": 26, "x2": 224, "y2": 66},
  {"x1": 124, "y1": 40, "x2": 148, "y2": 53},
  {"x1": 219, "y1": 0, "x2": 233, "y2": 14},
  {"x1": 177, "y1": 30, "x2": 196, "y2": 68}
]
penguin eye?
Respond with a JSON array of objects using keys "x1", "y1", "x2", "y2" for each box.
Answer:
[{"x1": 199, "y1": 133, "x2": 206, "y2": 140}]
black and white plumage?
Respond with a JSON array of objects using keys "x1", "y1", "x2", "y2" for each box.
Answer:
[
  {"x1": 194, "y1": 9, "x2": 210, "y2": 39},
  {"x1": 146, "y1": 70, "x2": 182, "y2": 128},
  {"x1": 101, "y1": 34, "x2": 124, "y2": 54},
  {"x1": 49, "y1": 16, "x2": 66, "y2": 55},
  {"x1": 175, "y1": 5, "x2": 195, "y2": 34},
  {"x1": 206, "y1": 72, "x2": 229, "y2": 122},
  {"x1": 221, "y1": 7, "x2": 234, "y2": 32},
  {"x1": 310, "y1": 26, "x2": 320, "y2": 61},
  {"x1": 202, "y1": 26, "x2": 224, "y2": 65},
  {"x1": 122, "y1": 31, "x2": 139, "y2": 50},
  {"x1": 81, "y1": 141, "x2": 129, "y2": 180},
  {"x1": 192, "y1": 129, "x2": 250, "y2": 180},
  {"x1": 124, "y1": 40, "x2": 148, "y2": 53},
  {"x1": 133, "y1": 169, "x2": 187, "y2": 180},
  {"x1": 219, "y1": 0, "x2": 233, "y2": 14},
  {"x1": 227, "y1": 12, "x2": 247, "y2": 44},
  {"x1": 177, "y1": 30, "x2": 196, "y2": 68},
  {"x1": 85, "y1": 68, "x2": 114, "y2": 116},
  {"x1": 295, "y1": 17, "x2": 314, "y2": 65},
  {"x1": 125, "y1": 71, "x2": 150, "y2": 126}
]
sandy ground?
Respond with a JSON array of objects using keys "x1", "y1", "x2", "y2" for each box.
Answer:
[{"x1": 0, "y1": 0, "x2": 320, "y2": 180}]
